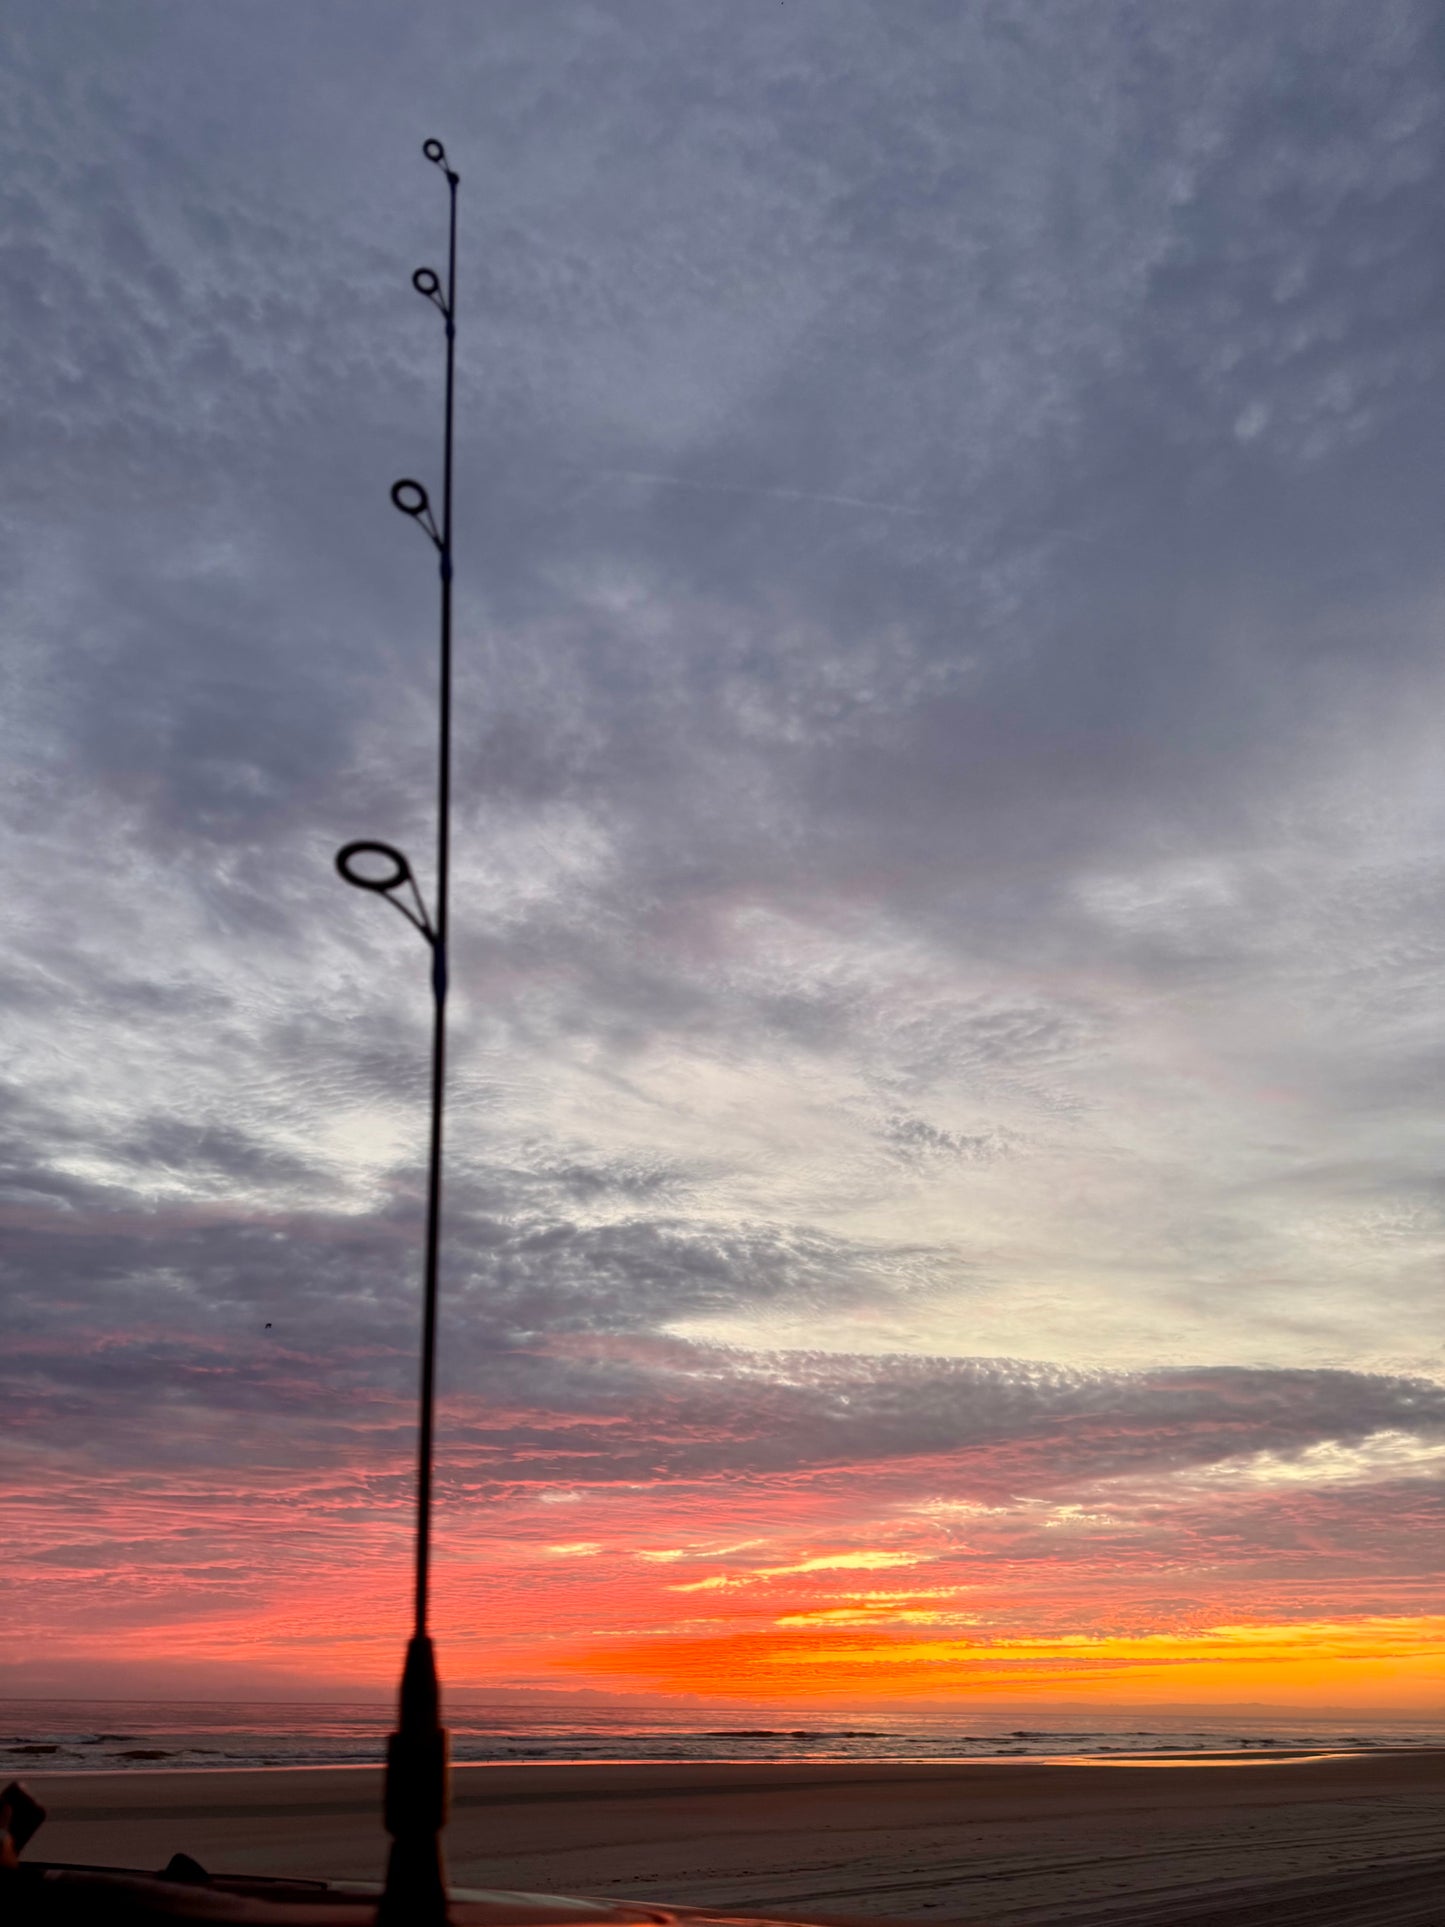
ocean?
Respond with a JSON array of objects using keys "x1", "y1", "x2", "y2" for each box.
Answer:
[{"x1": 4, "y1": 1700, "x2": 1441, "y2": 1773}]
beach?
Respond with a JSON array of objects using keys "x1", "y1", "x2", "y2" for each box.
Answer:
[{"x1": 20, "y1": 1752, "x2": 1445, "y2": 1924}]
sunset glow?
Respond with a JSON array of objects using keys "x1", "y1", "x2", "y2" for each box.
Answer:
[
  {"x1": 10, "y1": 1365, "x2": 1445, "y2": 1706},
  {"x1": 7, "y1": 5, "x2": 1445, "y2": 1724}
]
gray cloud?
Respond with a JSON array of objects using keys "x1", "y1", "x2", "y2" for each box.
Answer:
[{"x1": 5, "y1": 1, "x2": 1445, "y2": 1660}]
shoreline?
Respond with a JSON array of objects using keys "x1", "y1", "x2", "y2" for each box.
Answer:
[
  {"x1": 19, "y1": 1752, "x2": 1445, "y2": 1922},
  {"x1": 9, "y1": 1744, "x2": 1403, "y2": 1777}
]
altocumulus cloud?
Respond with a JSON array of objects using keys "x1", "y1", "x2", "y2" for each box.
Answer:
[{"x1": 4, "y1": 0, "x2": 1445, "y2": 1688}]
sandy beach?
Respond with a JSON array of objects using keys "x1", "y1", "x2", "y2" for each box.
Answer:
[{"x1": 18, "y1": 1752, "x2": 1445, "y2": 1925}]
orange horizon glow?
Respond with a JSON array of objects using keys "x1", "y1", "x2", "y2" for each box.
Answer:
[
  {"x1": 12, "y1": 1487, "x2": 1445, "y2": 1709},
  {"x1": 553, "y1": 1614, "x2": 1445, "y2": 1705},
  {"x1": 14, "y1": 1605, "x2": 1445, "y2": 1710},
  {"x1": 11, "y1": 1361, "x2": 1445, "y2": 1711}
]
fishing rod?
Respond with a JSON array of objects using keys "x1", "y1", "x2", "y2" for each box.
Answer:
[{"x1": 335, "y1": 135, "x2": 459, "y2": 1923}]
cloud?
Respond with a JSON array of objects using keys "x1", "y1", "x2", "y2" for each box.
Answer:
[{"x1": 5, "y1": 0, "x2": 1445, "y2": 1689}]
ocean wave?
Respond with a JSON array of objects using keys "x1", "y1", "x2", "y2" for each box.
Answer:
[{"x1": 2, "y1": 1699, "x2": 1439, "y2": 1774}]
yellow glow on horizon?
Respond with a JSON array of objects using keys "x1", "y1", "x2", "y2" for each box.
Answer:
[{"x1": 558, "y1": 1613, "x2": 1445, "y2": 1705}]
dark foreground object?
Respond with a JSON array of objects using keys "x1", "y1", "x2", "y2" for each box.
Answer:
[
  {"x1": 13, "y1": 1851, "x2": 1445, "y2": 1927},
  {"x1": 5, "y1": 1863, "x2": 886, "y2": 1927}
]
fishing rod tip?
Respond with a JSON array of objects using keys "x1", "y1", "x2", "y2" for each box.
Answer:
[{"x1": 421, "y1": 137, "x2": 459, "y2": 184}]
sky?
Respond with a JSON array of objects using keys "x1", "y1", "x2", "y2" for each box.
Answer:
[{"x1": 5, "y1": 0, "x2": 1445, "y2": 1713}]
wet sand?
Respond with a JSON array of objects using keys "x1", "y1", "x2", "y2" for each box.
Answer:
[{"x1": 20, "y1": 1753, "x2": 1445, "y2": 1924}]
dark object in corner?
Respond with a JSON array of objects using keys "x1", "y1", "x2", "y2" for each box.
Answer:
[
  {"x1": 158, "y1": 1856, "x2": 209, "y2": 1886},
  {"x1": 1, "y1": 1781, "x2": 46, "y2": 1863}
]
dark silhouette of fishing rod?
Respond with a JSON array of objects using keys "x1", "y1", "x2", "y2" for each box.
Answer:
[{"x1": 335, "y1": 135, "x2": 459, "y2": 1923}]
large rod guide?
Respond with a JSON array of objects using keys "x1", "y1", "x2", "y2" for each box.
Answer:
[{"x1": 335, "y1": 135, "x2": 460, "y2": 1924}]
